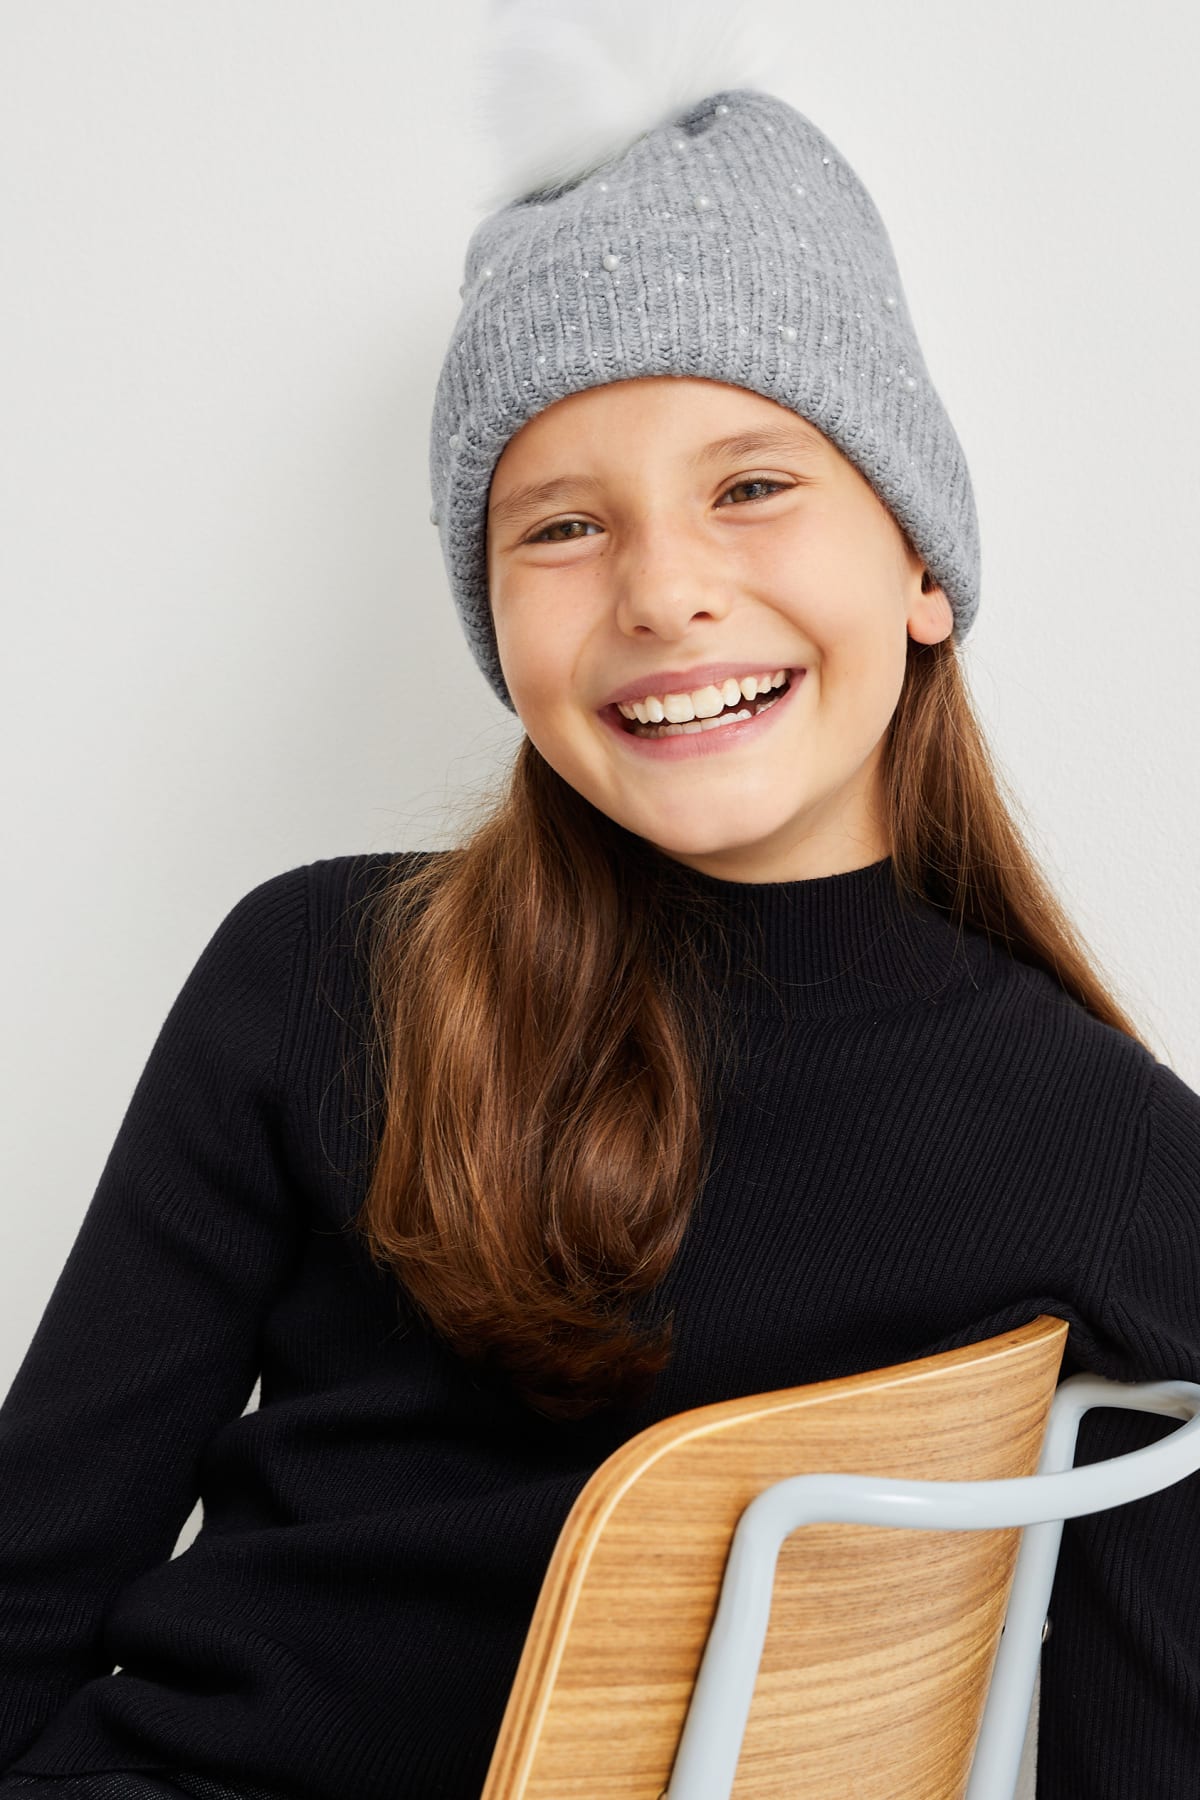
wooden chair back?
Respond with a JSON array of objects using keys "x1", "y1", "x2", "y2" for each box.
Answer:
[{"x1": 482, "y1": 1314, "x2": 1069, "y2": 1800}]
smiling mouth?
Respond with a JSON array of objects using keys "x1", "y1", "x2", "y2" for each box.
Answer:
[{"x1": 620, "y1": 672, "x2": 795, "y2": 738}]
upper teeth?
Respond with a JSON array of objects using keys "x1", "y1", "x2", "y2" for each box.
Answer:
[{"x1": 616, "y1": 669, "x2": 788, "y2": 725}]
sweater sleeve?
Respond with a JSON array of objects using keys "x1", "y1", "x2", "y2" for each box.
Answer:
[
  {"x1": 1039, "y1": 1056, "x2": 1200, "y2": 1798},
  {"x1": 1096, "y1": 1057, "x2": 1200, "y2": 1377},
  {"x1": 0, "y1": 865, "x2": 311, "y2": 1770}
]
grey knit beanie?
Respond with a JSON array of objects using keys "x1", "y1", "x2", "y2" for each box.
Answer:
[{"x1": 429, "y1": 12, "x2": 979, "y2": 715}]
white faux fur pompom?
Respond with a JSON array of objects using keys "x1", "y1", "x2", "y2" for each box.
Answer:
[{"x1": 472, "y1": 0, "x2": 779, "y2": 211}]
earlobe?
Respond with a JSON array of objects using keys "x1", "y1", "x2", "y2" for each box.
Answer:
[{"x1": 909, "y1": 575, "x2": 954, "y2": 646}]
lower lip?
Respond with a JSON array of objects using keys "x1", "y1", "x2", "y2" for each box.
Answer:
[{"x1": 600, "y1": 671, "x2": 807, "y2": 761}]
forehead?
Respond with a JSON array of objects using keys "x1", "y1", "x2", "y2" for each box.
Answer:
[
  {"x1": 487, "y1": 379, "x2": 831, "y2": 530},
  {"x1": 497, "y1": 376, "x2": 824, "y2": 465}
]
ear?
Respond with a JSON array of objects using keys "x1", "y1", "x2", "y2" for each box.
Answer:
[{"x1": 908, "y1": 570, "x2": 954, "y2": 646}]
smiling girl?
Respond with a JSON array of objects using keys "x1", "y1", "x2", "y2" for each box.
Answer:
[
  {"x1": 2, "y1": 7, "x2": 1198, "y2": 1800},
  {"x1": 486, "y1": 377, "x2": 950, "y2": 878}
]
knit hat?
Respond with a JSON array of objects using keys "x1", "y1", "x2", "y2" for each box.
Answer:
[{"x1": 428, "y1": 2, "x2": 980, "y2": 715}]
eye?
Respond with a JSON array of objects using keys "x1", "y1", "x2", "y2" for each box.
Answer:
[
  {"x1": 715, "y1": 476, "x2": 790, "y2": 508},
  {"x1": 521, "y1": 476, "x2": 792, "y2": 544},
  {"x1": 524, "y1": 517, "x2": 602, "y2": 545}
]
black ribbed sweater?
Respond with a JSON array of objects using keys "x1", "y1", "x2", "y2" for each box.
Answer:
[{"x1": 2, "y1": 851, "x2": 1199, "y2": 1800}]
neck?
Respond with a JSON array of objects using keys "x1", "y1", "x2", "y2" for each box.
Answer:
[{"x1": 656, "y1": 853, "x2": 982, "y2": 1020}]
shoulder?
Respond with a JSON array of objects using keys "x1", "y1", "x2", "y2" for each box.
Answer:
[
  {"x1": 942, "y1": 937, "x2": 1200, "y2": 1375},
  {"x1": 953, "y1": 926, "x2": 1160, "y2": 1113},
  {"x1": 965, "y1": 935, "x2": 1200, "y2": 1234},
  {"x1": 218, "y1": 848, "x2": 448, "y2": 937},
  {"x1": 299, "y1": 848, "x2": 449, "y2": 943},
  {"x1": 1094, "y1": 1053, "x2": 1200, "y2": 1377},
  {"x1": 1139, "y1": 1055, "x2": 1200, "y2": 1192},
  {"x1": 229, "y1": 847, "x2": 451, "y2": 1002},
  {"x1": 186, "y1": 852, "x2": 452, "y2": 1095},
  {"x1": 190, "y1": 850, "x2": 448, "y2": 1017}
]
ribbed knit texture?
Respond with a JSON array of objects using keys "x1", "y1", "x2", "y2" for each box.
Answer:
[
  {"x1": 2, "y1": 852, "x2": 1198, "y2": 1798},
  {"x1": 429, "y1": 85, "x2": 981, "y2": 712},
  {"x1": 0, "y1": 1775, "x2": 284, "y2": 1798}
]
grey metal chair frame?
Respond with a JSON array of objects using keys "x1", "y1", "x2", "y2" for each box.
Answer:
[{"x1": 663, "y1": 1372, "x2": 1200, "y2": 1800}]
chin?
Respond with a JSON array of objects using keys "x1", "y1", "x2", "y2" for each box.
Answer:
[{"x1": 637, "y1": 814, "x2": 794, "y2": 863}]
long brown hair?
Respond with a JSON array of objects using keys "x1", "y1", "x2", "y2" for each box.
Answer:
[{"x1": 350, "y1": 634, "x2": 1156, "y2": 1421}]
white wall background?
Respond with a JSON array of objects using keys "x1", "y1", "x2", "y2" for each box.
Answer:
[{"x1": 2, "y1": 0, "x2": 1197, "y2": 1610}]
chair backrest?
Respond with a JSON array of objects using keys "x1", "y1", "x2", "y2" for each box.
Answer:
[
  {"x1": 482, "y1": 1314, "x2": 1069, "y2": 1800},
  {"x1": 667, "y1": 1368, "x2": 1200, "y2": 1800}
]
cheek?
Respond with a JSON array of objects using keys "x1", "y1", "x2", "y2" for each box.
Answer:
[
  {"x1": 491, "y1": 586, "x2": 535, "y2": 687},
  {"x1": 493, "y1": 597, "x2": 576, "y2": 724},
  {"x1": 823, "y1": 609, "x2": 910, "y2": 738},
  {"x1": 494, "y1": 563, "x2": 606, "y2": 677},
  {"x1": 791, "y1": 570, "x2": 907, "y2": 722}
]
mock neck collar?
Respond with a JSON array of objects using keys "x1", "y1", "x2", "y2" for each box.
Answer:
[{"x1": 658, "y1": 853, "x2": 986, "y2": 1018}]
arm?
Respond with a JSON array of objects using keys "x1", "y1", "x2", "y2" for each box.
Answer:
[
  {"x1": 0, "y1": 864, "x2": 310, "y2": 1767},
  {"x1": 1040, "y1": 1058, "x2": 1200, "y2": 1798}
]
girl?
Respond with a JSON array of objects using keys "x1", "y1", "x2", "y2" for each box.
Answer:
[{"x1": 2, "y1": 7, "x2": 1197, "y2": 1799}]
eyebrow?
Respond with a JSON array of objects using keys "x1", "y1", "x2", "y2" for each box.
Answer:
[{"x1": 487, "y1": 423, "x2": 825, "y2": 535}]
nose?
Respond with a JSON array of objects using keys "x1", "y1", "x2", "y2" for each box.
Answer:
[{"x1": 612, "y1": 516, "x2": 734, "y2": 641}]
